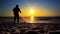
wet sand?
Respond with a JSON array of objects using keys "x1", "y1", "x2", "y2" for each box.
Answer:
[{"x1": 0, "y1": 21, "x2": 60, "y2": 34}]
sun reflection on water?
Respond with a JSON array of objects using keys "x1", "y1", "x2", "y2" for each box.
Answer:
[
  {"x1": 30, "y1": 16, "x2": 34, "y2": 23},
  {"x1": 22, "y1": 16, "x2": 35, "y2": 23},
  {"x1": 31, "y1": 16, "x2": 34, "y2": 21}
]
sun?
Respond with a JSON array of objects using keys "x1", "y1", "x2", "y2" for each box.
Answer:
[{"x1": 30, "y1": 9, "x2": 34, "y2": 14}]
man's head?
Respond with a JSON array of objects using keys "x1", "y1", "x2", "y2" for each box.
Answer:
[{"x1": 16, "y1": 5, "x2": 19, "y2": 8}]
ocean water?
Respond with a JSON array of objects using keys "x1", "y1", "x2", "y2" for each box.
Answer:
[{"x1": 0, "y1": 17, "x2": 60, "y2": 23}]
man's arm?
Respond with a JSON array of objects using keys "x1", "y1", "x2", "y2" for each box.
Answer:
[
  {"x1": 20, "y1": 10, "x2": 21, "y2": 13},
  {"x1": 19, "y1": 8, "x2": 21, "y2": 13}
]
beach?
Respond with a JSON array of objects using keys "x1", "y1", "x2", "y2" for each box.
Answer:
[{"x1": 0, "y1": 17, "x2": 60, "y2": 34}]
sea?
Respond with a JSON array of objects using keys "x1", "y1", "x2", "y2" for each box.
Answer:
[{"x1": 0, "y1": 17, "x2": 60, "y2": 23}]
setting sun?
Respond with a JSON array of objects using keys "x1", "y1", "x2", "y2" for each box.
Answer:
[
  {"x1": 19, "y1": 5, "x2": 55, "y2": 17},
  {"x1": 30, "y1": 9, "x2": 34, "y2": 14}
]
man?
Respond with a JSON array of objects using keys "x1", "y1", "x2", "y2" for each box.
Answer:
[{"x1": 13, "y1": 5, "x2": 21, "y2": 23}]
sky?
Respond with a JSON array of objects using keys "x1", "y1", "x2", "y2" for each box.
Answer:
[{"x1": 0, "y1": 0, "x2": 60, "y2": 17}]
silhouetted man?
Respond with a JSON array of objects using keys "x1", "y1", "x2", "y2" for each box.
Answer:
[{"x1": 13, "y1": 5, "x2": 21, "y2": 23}]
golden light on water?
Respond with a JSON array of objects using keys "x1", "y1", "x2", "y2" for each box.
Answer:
[
  {"x1": 30, "y1": 16, "x2": 34, "y2": 23},
  {"x1": 21, "y1": 16, "x2": 34, "y2": 23},
  {"x1": 31, "y1": 16, "x2": 34, "y2": 21}
]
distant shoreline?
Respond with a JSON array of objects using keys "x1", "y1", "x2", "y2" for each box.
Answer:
[{"x1": 0, "y1": 16, "x2": 60, "y2": 18}]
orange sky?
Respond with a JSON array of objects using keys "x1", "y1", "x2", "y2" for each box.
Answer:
[
  {"x1": 0, "y1": 0, "x2": 59, "y2": 17},
  {"x1": 8, "y1": 6, "x2": 56, "y2": 17}
]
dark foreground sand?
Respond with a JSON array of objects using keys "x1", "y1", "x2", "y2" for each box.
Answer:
[{"x1": 0, "y1": 21, "x2": 60, "y2": 34}]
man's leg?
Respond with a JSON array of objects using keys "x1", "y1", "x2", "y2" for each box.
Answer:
[
  {"x1": 14, "y1": 15, "x2": 16, "y2": 23},
  {"x1": 17, "y1": 14, "x2": 19, "y2": 23}
]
